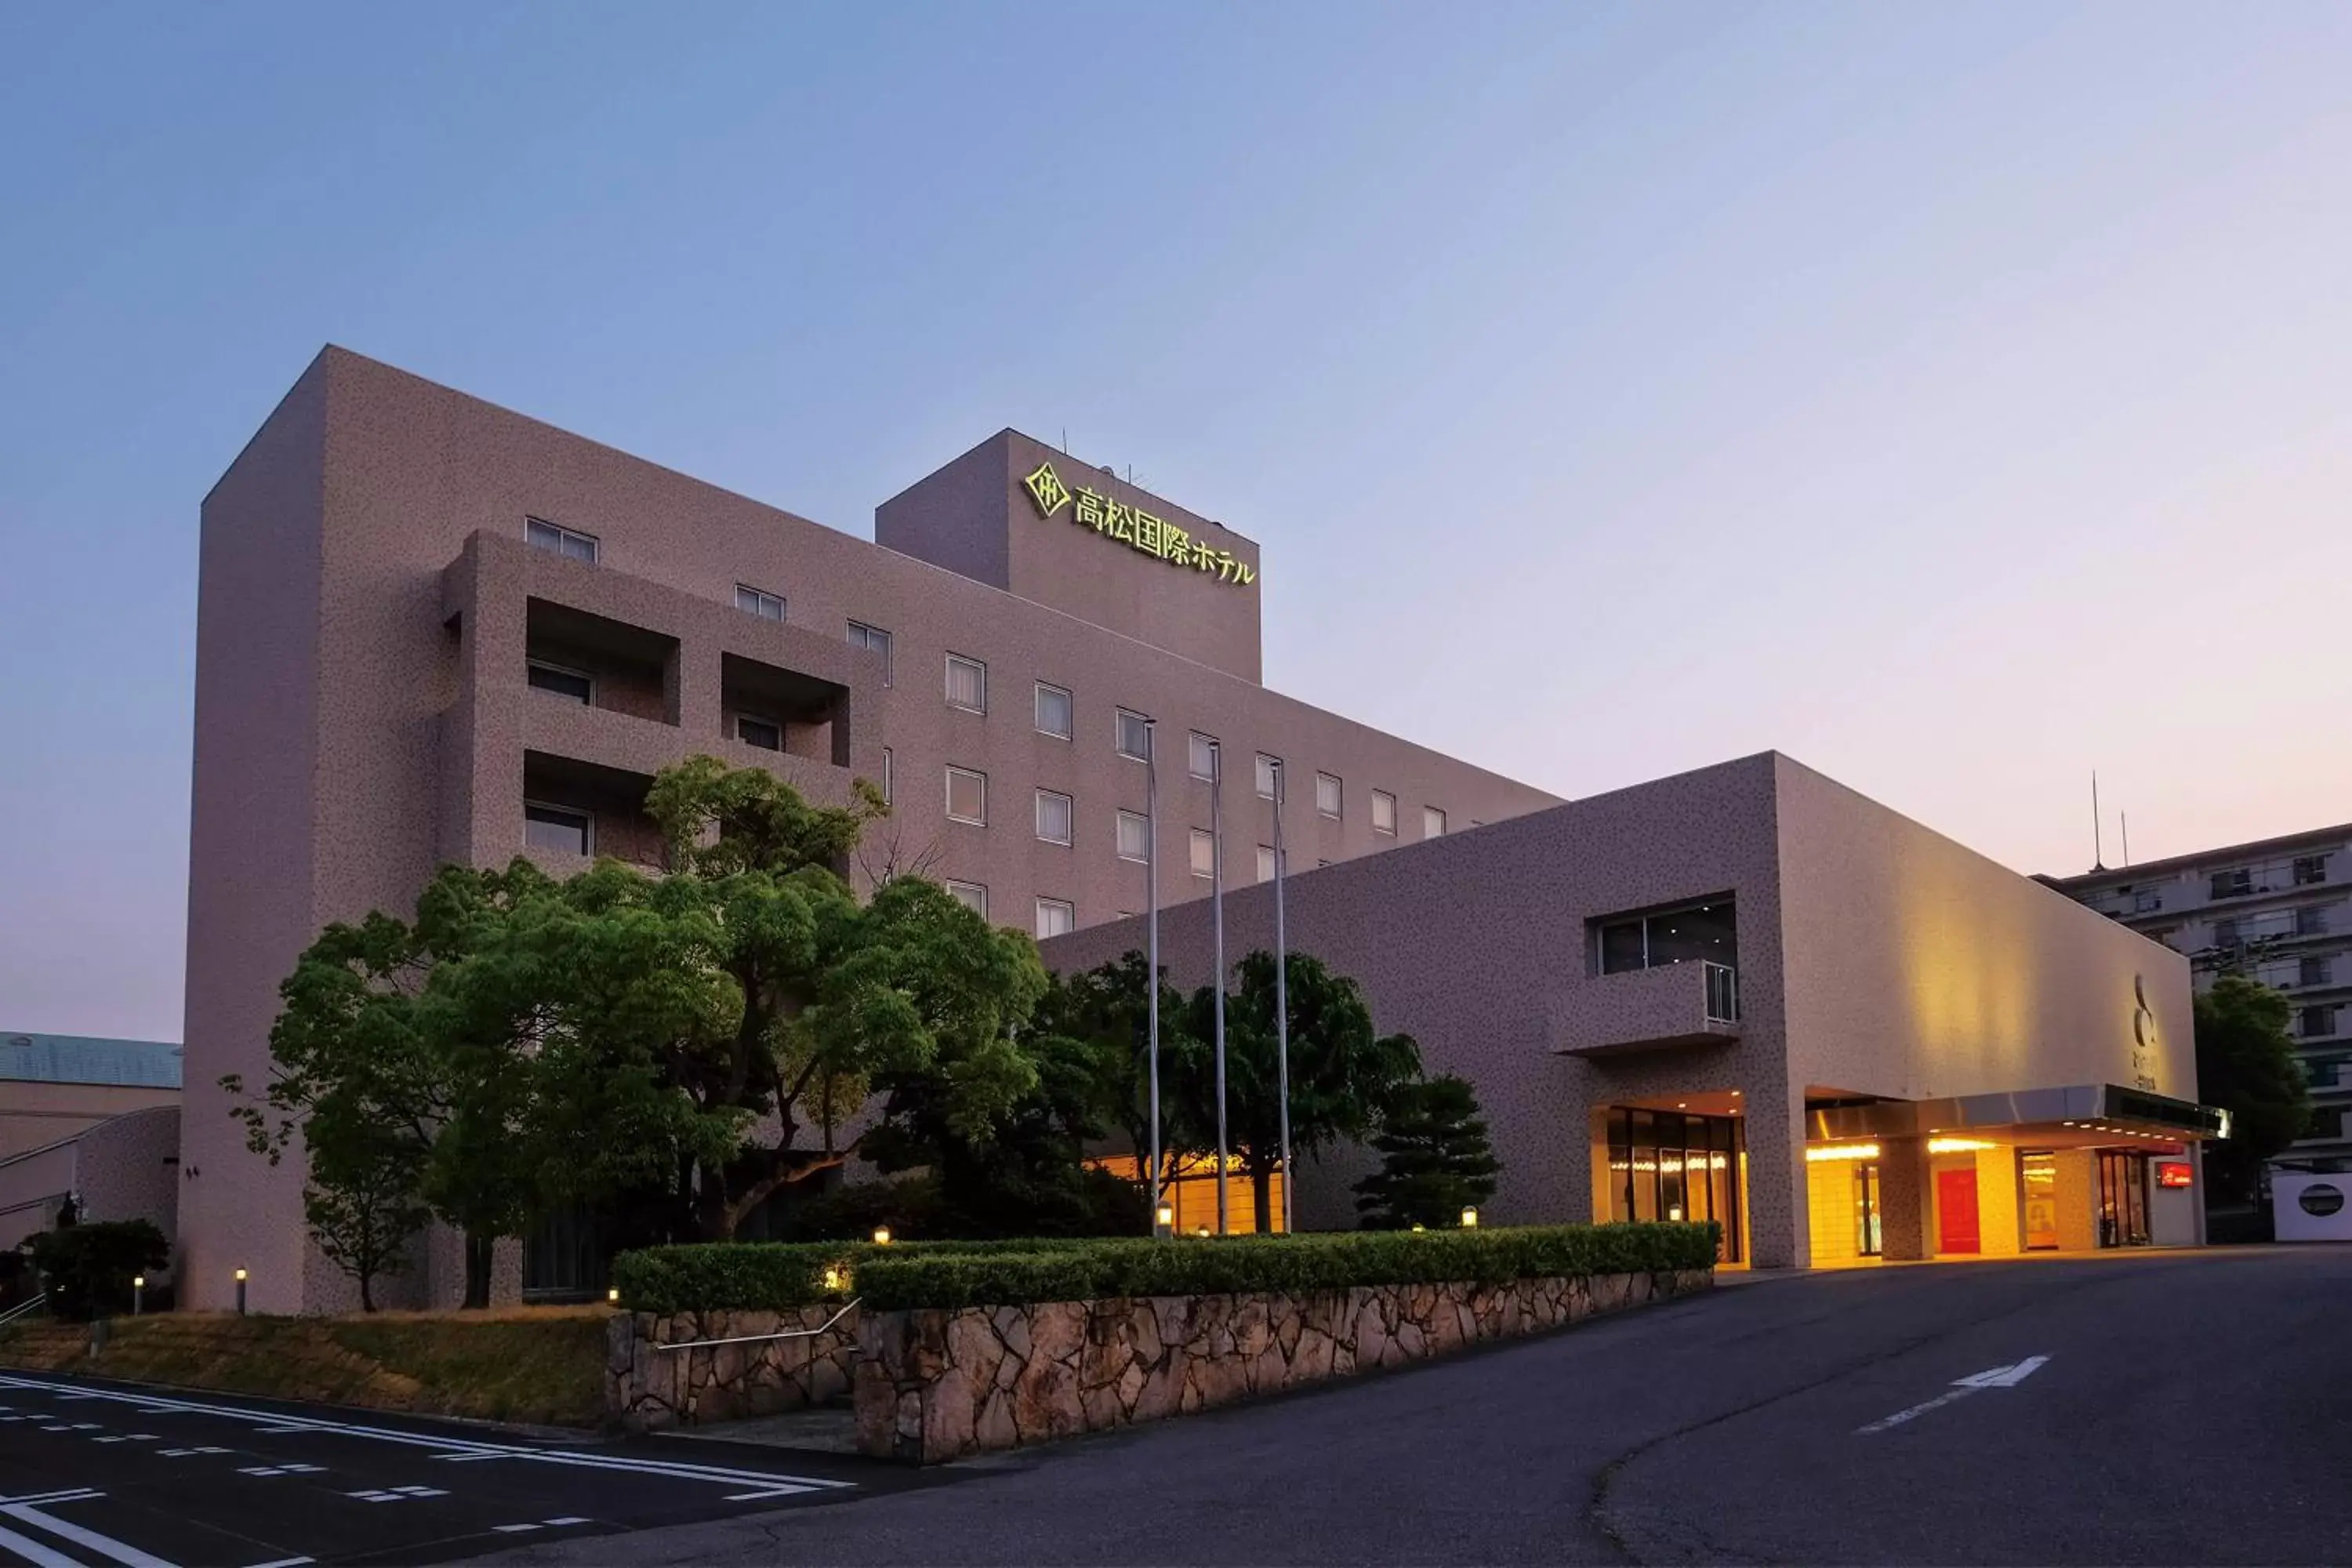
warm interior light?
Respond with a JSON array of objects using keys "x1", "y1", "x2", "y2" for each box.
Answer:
[
  {"x1": 1928, "y1": 1138, "x2": 1997, "y2": 1154},
  {"x1": 871, "y1": 1226, "x2": 892, "y2": 1246},
  {"x1": 1806, "y1": 1142, "x2": 1882, "y2": 1163},
  {"x1": 1460, "y1": 1207, "x2": 1479, "y2": 1229}
]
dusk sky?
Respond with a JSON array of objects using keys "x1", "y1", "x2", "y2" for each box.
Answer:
[{"x1": 4, "y1": 4, "x2": 2349, "y2": 1042}]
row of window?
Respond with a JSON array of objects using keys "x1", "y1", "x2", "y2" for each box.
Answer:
[
  {"x1": 946, "y1": 768, "x2": 1304, "y2": 880},
  {"x1": 528, "y1": 517, "x2": 1447, "y2": 837}
]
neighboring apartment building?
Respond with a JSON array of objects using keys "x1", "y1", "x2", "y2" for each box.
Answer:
[
  {"x1": 182, "y1": 347, "x2": 1562, "y2": 1312},
  {"x1": 1047, "y1": 753, "x2": 2221, "y2": 1269},
  {"x1": 2045, "y1": 826, "x2": 2351, "y2": 1167}
]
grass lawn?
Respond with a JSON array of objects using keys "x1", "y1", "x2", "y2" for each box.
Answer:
[{"x1": 0, "y1": 1307, "x2": 609, "y2": 1426}]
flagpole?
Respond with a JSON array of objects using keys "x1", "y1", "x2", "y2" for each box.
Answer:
[
  {"x1": 1272, "y1": 760, "x2": 1291, "y2": 1235},
  {"x1": 1211, "y1": 740, "x2": 1229, "y2": 1236},
  {"x1": 1145, "y1": 718, "x2": 1163, "y2": 1237}
]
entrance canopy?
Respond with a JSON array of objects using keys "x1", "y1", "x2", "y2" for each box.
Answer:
[{"x1": 1806, "y1": 1083, "x2": 2228, "y2": 1152}]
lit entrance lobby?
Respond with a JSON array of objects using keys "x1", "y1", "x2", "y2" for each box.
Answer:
[{"x1": 1798, "y1": 1085, "x2": 2222, "y2": 1263}]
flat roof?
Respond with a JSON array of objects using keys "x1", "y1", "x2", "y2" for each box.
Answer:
[
  {"x1": 2042, "y1": 821, "x2": 2352, "y2": 891},
  {"x1": 0, "y1": 1033, "x2": 183, "y2": 1090}
]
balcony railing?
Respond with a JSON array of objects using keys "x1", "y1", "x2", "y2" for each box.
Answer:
[{"x1": 1704, "y1": 961, "x2": 1740, "y2": 1025}]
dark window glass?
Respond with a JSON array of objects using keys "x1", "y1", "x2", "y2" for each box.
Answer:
[
  {"x1": 2302, "y1": 956, "x2": 2332, "y2": 988},
  {"x1": 2297, "y1": 906, "x2": 2331, "y2": 937},
  {"x1": 527, "y1": 662, "x2": 592, "y2": 704},
  {"x1": 1647, "y1": 901, "x2": 1737, "y2": 967},
  {"x1": 738, "y1": 716, "x2": 782, "y2": 751},
  {"x1": 1599, "y1": 920, "x2": 1646, "y2": 974},
  {"x1": 2295, "y1": 855, "x2": 2329, "y2": 887},
  {"x1": 524, "y1": 804, "x2": 590, "y2": 856}
]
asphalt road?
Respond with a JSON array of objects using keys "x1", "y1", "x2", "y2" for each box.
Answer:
[
  {"x1": 463, "y1": 1246, "x2": 2352, "y2": 1567},
  {"x1": 0, "y1": 1370, "x2": 921, "y2": 1566}
]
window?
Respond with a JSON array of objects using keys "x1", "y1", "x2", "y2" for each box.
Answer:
[
  {"x1": 1595, "y1": 898, "x2": 1738, "y2": 975},
  {"x1": 1315, "y1": 772, "x2": 1341, "y2": 818},
  {"x1": 2133, "y1": 890, "x2": 2163, "y2": 913},
  {"x1": 2296, "y1": 855, "x2": 2332, "y2": 887},
  {"x1": 1035, "y1": 682, "x2": 1073, "y2": 740},
  {"x1": 1116, "y1": 809, "x2": 1150, "y2": 862},
  {"x1": 735, "y1": 585, "x2": 785, "y2": 622},
  {"x1": 1115, "y1": 710, "x2": 1152, "y2": 761},
  {"x1": 946, "y1": 767, "x2": 987, "y2": 826},
  {"x1": 2298, "y1": 906, "x2": 2332, "y2": 938},
  {"x1": 880, "y1": 747, "x2": 893, "y2": 805},
  {"x1": 1255, "y1": 754, "x2": 1279, "y2": 800},
  {"x1": 1371, "y1": 789, "x2": 1397, "y2": 835},
  {"x1": 1190, "y1": 733, "x2": 1219, "y2": 782},
  {"x1": 1035, "y1": 789, "x2": 1073, "y2": 845},
  {"x1": 848, "y1": 621, "x2": 894, "y2": 684},
  {"x1": 1035, "y1": 898, "x2": 1076, "y2": 940},
  {"x1": 1257, "y1": 844, "x2": 1279, "y2": 883},
  {"x1": 737, "y1": 714, "x2": 782, "y2": 751},
  {"x1": 946, "y1": 654, "x2": 987, "y2": 713},
  {"x1": 525, "y1": 517, "x2": 598, "y2": 564},
  {"x1": 2302, "y1": 956, "x2": 2335, "y2": 988},
  {"x1": 1189, "y1": 828, "x2": 1216, "y2": 879},
  {"x1": 527, "y1": 660, "x2": 593, "y2": 705},
  {"x1": 2213, "y1": 918, "x2": 2240, "y2": 948},
  {"x1": 1424, "y1": 806, "x2": 1448, "y2": 839},
  {"x1": 2211, "y1": 868, "x2": 2254, "y2": 900},
  {"x1": 524, "y1": 802, "x2": 592, "y2": 856},
  {"x1": 2300, "y1": 1004, "x2": 2341, "y2": 1040},
  {"x1": 946, "y1": 880, "x2": 989, "y2": 919}
]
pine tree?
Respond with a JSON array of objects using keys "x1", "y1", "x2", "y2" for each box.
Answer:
[{"x1": 1354, "y1": 1075, "x2": 1501, "y2": 1229}]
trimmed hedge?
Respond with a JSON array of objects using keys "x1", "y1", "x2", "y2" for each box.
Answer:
[
  {"x1": 612, "y1": 1223, "x2": 1717, "y2": 1314},
  {"x1": 610, "y1": 1236, "x2": 1108, "y2": 1316}
]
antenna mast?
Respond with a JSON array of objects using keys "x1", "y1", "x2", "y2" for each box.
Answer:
[{"x1": 2091, "y1": 772, "x2": 2105, "y2": 872}]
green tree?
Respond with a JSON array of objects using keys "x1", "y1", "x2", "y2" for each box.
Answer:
[
  {"x1": 1353, "y1": 1075, "x2": 1501, "y2": 1229},
  {"x1": 27, "y1": 1221, "x2": 169, "y2": 1322},
  {"x1": 2195, "y1": 974, "x2": 2311, "y2": 1208},
  {"x1": 1039, "y1": 953, "x2": 1210, "y2": 1201},
  {"x1": 1189, "y1": 951, "x2": 1423, "y2": 1233}
]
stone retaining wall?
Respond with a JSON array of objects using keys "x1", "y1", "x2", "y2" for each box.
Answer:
[
  {"x1": 853, "y1": 1268, "x2": 1711, "y2": 1464},
  {"x1": 608, "y1": 1304, "x2": 858, "y2": 1432}
]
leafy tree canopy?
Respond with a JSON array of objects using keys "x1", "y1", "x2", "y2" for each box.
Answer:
[
  {"x1": 1354, "y1": 1074, "x2": 1501, "y2": 1229},
  {"x1": 2194, "y1": 974, "x2": 2311, "y2": 1207}
]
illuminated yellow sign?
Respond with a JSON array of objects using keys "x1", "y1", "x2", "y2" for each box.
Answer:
[{"x1": 1022, "y1": 462, "x2": 1257, "y2": 587}]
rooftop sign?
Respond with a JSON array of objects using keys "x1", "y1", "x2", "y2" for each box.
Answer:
[{"x1": 1022, "y1": 462, "x2": 1257, "y2": 588}]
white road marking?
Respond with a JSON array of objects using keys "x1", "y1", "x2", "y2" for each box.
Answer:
[
  {"x1": 1857, "y1": 1356, "x2": 2053, "y2": 1435},
  {"x1": 545, "y1": 1516, "x2": 590, "y2": 1526},
  {"x1": 0, "y1": 1519, "x2": 83, "y2": 1568},
  {"x1": 492, "y1": 1523, "x2": 542, "y2": 1534},
  {"x1": 2, "y1": 1501, "x2": 180, "y2": 1568},
  {"x1": 243, "y1": 1559, "x2": 314, "y2": 1567},
  {"x1": 0, "y1": 1374, "x2": 852, "y2": 1496},
  {"x1": 0, "y1": 1492, "x2": 100, "y2": 1508}
]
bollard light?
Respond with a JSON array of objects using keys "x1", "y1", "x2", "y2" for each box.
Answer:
[
  {"x1": 1411, "y1": 1223, "x2": 1425, "y2": 1233},
  {"x1": 1193, "y1": 1225, "x2": 1210, "y2": 1239},
  {"x1": 607, "y1": 1287, "x2": 620, "y2": 1305},
  {"x1": 822, "y1": 1265, "x2": 847, "y2": 1293},
  {"x1": 234, "y1": 1267, "x2": 249, "y2": 1316},
  {"x1": 871, "y1": 1226, "x2": 892, "y2": 1247},
  {"x1": 1460, "y1": 1207, "x2": 1479, "y2": 1229},
  {"x1": 132, "y1": 1275, "x2": 145, "y2": 1316},
  {"x1": 1155, "y1": 1203, "x2": 1175, "y2": 1234}
]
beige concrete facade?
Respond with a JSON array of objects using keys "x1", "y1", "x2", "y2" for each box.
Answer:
[
  {"x1": 1044, "y1": 752, "x2": 2212, "y2": 1269},
  {"x1": 183, "y1": 348, "x2": 1559, "y2": 1312}
]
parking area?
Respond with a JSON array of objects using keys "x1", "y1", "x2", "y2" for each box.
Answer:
[{"x1": 0, "y1": 1370, "x2": 921, "y2": 1566}]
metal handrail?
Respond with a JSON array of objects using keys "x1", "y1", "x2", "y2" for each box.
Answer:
[
  {"x1": 1703, "y1": 962, "x2": 1740, "y2": 1025},
  {"x1": 649, "y1": 1297, "x2": 860, "y2": 1353},
  {"x1": 0, "y1": 1293, "x2": 49, "y2": 1327}
]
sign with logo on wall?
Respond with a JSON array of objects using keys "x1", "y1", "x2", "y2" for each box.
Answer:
[
  {"x1": 2129, "y1": 975, "x2": 2160, "y2": 1093},
  {"x1": 1022, "y1": 462, "x2": 1258, "y2": 588},
  {"x1": 2154, "y1": 1160, "x2": 2193, "y2": 1189}
]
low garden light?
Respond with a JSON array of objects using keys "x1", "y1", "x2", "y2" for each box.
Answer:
[
  {"x1": 1193, "y1": 1225, "x2": 1210, "y2": 1239},
  {"x1": 1155, "y1": 1203, "x2": 1175, "y2": 1234},
  {"x1": 132, "y1": 1275, "x2": 145, "y2": 1316},
  {"x1": 822, "y1": 1265, "x2": 848, "y2": 1293},
  {"x1": 871, "y1": 1226, "x2": 892, "y2": 1246},
  {"x1": 1410, "y1": 1223, "x2": 1425, "y2": 1233},
  {"x1": 1460, "y1": 1207, "x2": 1479, "y2": 1229},
  {"x1": 607, "y1": 1287, "x2": 620, "y2": 1305}
]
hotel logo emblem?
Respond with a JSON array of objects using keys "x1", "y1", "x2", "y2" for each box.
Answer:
[
  {"x1": 2129, "y1": 975, "x2": 2158, "y2": 1091},
  {"x1": 1022, "y1": 461, "x2": 1257, "y2": 588}
]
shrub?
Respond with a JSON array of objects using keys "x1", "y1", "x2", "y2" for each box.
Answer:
[
  {"x1": 611, "y1": 1222, "x2": 1718, "y2": 1314},
  {"x1": 26, "y1": 1221, "x2": 170, "y2": 1322}
]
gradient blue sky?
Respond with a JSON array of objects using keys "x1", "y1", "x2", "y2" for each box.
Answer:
[{"x1": 5, "y1": 4, "x2": 2349, "y2": 1042}]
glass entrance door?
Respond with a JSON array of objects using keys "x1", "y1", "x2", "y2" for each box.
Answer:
[
  {"x1": 1603, "y1": 1108, "x2": 1744, "y2": 1261},
  {"x1": 2096, "y1": 1152, "x2": 2151, "y2": 1247}
]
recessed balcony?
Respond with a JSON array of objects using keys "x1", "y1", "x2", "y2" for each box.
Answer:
[{"x1": 1555, "y1": 962, "x2": 1741, "y2": 1058}]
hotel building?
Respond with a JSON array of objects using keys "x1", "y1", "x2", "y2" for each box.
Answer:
[
  {"x1": 182, "y1": 348, "x2": 1557, "y2": 1312},
  {"x1": 1046, "y1": 753, "x2": 2227, "y2": 1269}
]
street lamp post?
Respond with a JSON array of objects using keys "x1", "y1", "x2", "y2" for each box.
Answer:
[
  {"x1": 1210, "y1": 739, "x2": 1229, "y2": 1236},
  {"x1": 1145, "y1": 717, "x2": 1163, "y2": 1239}
]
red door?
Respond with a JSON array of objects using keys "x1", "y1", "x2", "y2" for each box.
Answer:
[{"x1": 1937, "y1": 1168, "x2": 1981, "y2": 1254}]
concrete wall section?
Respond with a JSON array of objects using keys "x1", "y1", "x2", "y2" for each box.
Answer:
[{"x1": 182, "y1": 360, "x2": 328, "y2": 1313}]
